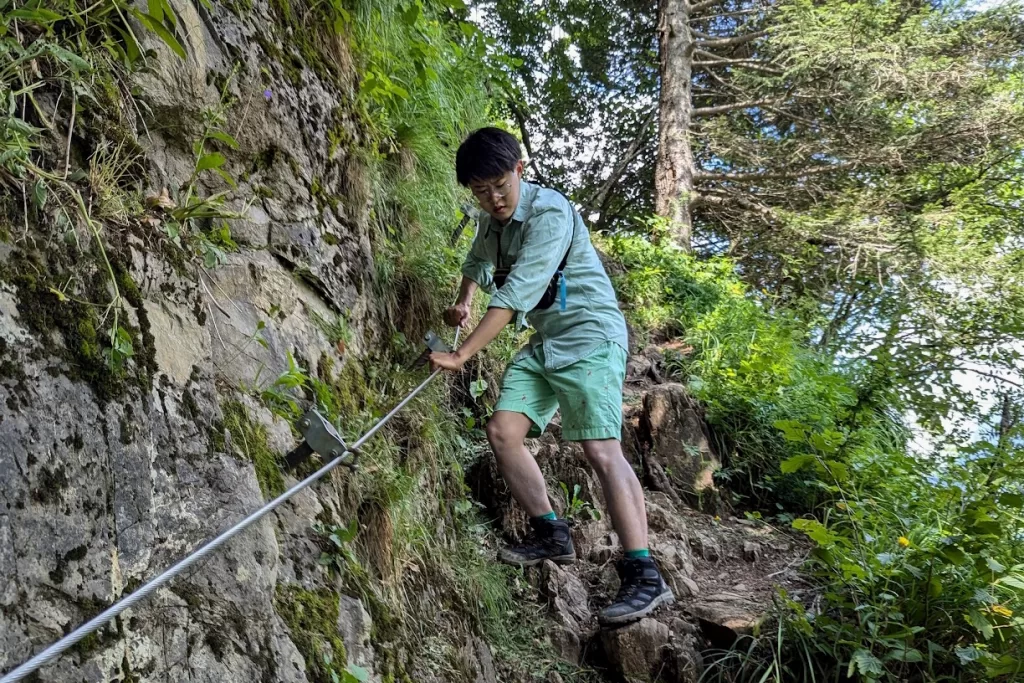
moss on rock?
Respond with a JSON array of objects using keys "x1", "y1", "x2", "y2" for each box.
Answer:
[
  {"x1": 222, "y1": 400, "x2": 285, "y2": 499},
  {"x1": 2, "y1": 249, "x2": 156, "y2": 403},
  {"x1": 274, "y1": 584, "x2": 347, "y2": 683}
]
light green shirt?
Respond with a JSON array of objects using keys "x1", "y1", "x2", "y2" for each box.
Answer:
[{"x1": 461, "y1": 180, "x2": 629, "y2": 370}]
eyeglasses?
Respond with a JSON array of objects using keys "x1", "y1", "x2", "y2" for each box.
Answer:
[{"x1": 470, "y1": 178, "x2": 514, "y2": 202}]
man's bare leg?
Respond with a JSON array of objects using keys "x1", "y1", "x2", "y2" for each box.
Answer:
[
  {"x1": 486, "y1": 410, "x2": 551, "y2": 516},
  {"x1": 580, "y1": 438, "x2": 648, "y2": 550},
  {"x1": 488, "y1": 410, "x2": 576, "y2": 566},
  {"x1": 581, "y1": 438, "x2": 674, "y2": 625}
]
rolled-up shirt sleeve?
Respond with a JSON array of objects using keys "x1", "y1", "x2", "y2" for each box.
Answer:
[
  {"x1": 489, "y1": 200, "x2": 572, "y2": 313},
  {"x1": 461, "y1": 220, "x2": 495, "y2": 293}
]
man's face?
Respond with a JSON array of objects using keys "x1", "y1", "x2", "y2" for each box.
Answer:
[{"x1": 469, "y1": 160, "x2": 523, "y2": 223}]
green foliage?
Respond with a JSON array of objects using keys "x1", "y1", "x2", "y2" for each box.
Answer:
[
  {"x1": 602, "y1": 233, "x2": 889, "y2": 510},
  {"x1": 558, "y1": 482, "x2": 601, "y2": 522},
  {"x1": 604, "y1": 230, "x2": 1024, "y2": 680},
  {"x1": 161, "y1": 66, "x2": 248, "y2": 270},
  {"x1": 311, "y1": 310, "x2": 354, "y2": 349},
  {"x1": 258, "y1": 350, "x2": 312, "y2": 421},
  {"x1": 315, "y1": 519, "x2": 361, "y2": 576},
  {"x1": 483, "y1": 0, "x2": 659, "y2": 229},
  {"x1": 766, "y1": 406, "x2": 1024, "y2": 682},
  {"x1": 346, "y1": 0, "x2": 490, "y2": 330}
]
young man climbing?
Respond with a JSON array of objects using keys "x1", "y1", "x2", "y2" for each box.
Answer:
[{"x1": 429, "y1": 127, "x2": 673, "y2": 625}]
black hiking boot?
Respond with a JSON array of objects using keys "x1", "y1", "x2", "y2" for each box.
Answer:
[
  {"x1": 498, "y1": 517, "x2": 576, "y2": 567},
  {"x1": 598, "y1": 556, "x2": 675, "y2": 626}
]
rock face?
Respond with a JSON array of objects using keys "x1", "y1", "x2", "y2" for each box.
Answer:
[
  {"x1": 337, "y1": 595, "x2": 380, "y2": 682},
  {"x1": 458, "y1": 636, "x2": 498, "y2": 683},
  {"x1": 0, "y1": 0, "x2": 383, "y2": 680},
  {"x1": 689, "y1": 592, "x2": 764, "y2": 647},
  {"x1": 637, "y1": 384, "x2": 721, "y2": 511},
  {"x1": 601, "y1": 619, "x2": 702, "y2": 683},
  {"x1": 541, "y1": 560, "x2": 592, "y2": 663}
]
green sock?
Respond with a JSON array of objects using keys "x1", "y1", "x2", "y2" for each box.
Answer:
[
  {"x1": 626, "y1": 548, "x2": 650, "y2": 559},
  {"x1": 535, "y1": 511, "x2": 557, "y2": 521}
]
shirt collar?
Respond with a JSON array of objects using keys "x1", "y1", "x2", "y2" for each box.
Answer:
[{"x1": 510, "y1": 179, "x2": 535, "y2": 224}]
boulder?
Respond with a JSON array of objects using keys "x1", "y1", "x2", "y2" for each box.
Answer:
[
  {"x1": 601, "y1": 614, "x2": 703, "y2": 683},
  {"x1": 650, "y1": 537, "x2": 698, "y2": 598},
  {"x1": 541, "y1": 561, "x2": 592, "y2": 628},
  {"x1": 462, "y1": 636, "x2": 497, "y2": 683},
  {"x1": 743, "y1": 541, "x2": 762, "y2": 563},
  {"x1": 550, "y1": 625, "x2": 582, "y2": 665},
  {"x1": 637, "y1": 385, "x2": 721, "y2": 510},
  {"x1": 601, "y1": 618, "x2": 671, "y2": 681},
  {"x1": 689, "y1": 592, "x2": 764, "y2": 648},
  {"x1": 688, "y1": 533, "x2": 723, "y2": 563},
  {"x1": 601, "y1": 616, "x2": 702, "y2": 683},
  {"x1": 541, "y1": 561, "x2": 591, "y2": 664}
]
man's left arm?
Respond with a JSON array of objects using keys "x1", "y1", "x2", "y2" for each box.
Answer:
[
  {"x1": 430, "y1": 200, "x2": 572, "y2": 372},
  {"x1": 430, "y1": 306, "x2": 515, "y2": 371}
]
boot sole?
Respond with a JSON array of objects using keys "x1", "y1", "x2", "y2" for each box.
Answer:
[
  {"x1": 598, "y1": 590, "x2": 676, "y2": 626},
  {"x1": 499, "y1": 552, "x2": 577, "y2": 568}
]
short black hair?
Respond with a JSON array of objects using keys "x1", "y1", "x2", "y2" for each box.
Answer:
[{"x1": 455, "y1": 127, "x2": 522, "y2": 186}]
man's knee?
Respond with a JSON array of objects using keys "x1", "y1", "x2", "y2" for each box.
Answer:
[
  {"x1": 582, "y1": 440, "x2": 626, "y2": 476},
  {"x1": 487, "y1": 414, "x2": 523, "y2": 452}
]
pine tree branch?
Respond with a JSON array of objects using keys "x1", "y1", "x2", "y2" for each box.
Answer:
[
  {"x1": 508, "y1": 98, "x2": 551, "y2": 186},
  {"x1": 689, "y1": 0, "x2": 727, "y2": 14},
  {"x1": 698, "y1": 65, "x2": 746, "y2": 95},
  {"x1": 761, "y1": 105, "x2": 819, "y2": 129},
  {"x1": 579, "y1": 108, "x2": 657, "y2": 216},
  {"x1": 691, "y1": 8, "x2": 762, "y2": 20},
  {"x1": 696, "y1": 30, "x2": 768, "y2": 49},
  {"x1": 692, "y1": 21, "x2": 764, "y2": 40},
  {"x1": 694, "y1": 48, "x2": 730, "y2": 61},
  {"x1": 694, "y1": 191, "x2": 775, "y2": 219},
  {"x1": 692, "y1": 98, "x2": 777, "y2": 117},
  {"x1": 691, "y1": 29, "x2": 723, "y2": 40},
  {"x1": 695, "y1": 161, "x2": 855, "y2": 180},
  {"x1": 692, "y1": 57, "x2": 783, "y2": 74}
]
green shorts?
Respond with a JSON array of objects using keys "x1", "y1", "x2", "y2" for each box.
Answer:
[{"x1": 494, "y1": 341, "x2": 627, "y2": 442}]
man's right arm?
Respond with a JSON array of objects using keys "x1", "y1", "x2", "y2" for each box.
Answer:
[
  {"x1": 448, "y1": 220, "x2": 493, "y2": 327},
  {"x1": 445, "y1": 277, "x2": 478, "y2": 327}
]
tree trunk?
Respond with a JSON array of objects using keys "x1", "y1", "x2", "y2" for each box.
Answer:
[
  {"x1": 655, "y1": 0, "x2": 695, "y2": 250},
  {"x1": 997, "y1": 393, "x2": 1015, "y2": 455}
]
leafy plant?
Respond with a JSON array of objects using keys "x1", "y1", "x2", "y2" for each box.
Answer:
[
  {"x1": 162, "y1": 65, "x2": 248, "y2": 269},
  {"x1": 315, "y1": 520, "x2": 360, "y2": 577},
  {"x1": 726, "y1": 399, "x2": 1024, "y2": 682},
  {"x1": 259, "y1": 351, "x2": 310, "y2": 420},
  {"x1": 469, "y1": 377, "x2": 488, "y2": 400},
  {"x1": 559, "y1": 482, "x2": 601, "y2": 522},
  {"x1": 311, "y1": 310, "x2": 354, "y2": 353},
  {"x1": 602, "y1": 233, "x2": 879, "y2": 511}
]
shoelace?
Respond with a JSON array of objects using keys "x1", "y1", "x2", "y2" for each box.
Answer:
[
  {"x1": 514, "y1": 528, "x2": 550, "y2": 552},
  {"x1": 615, "y1": 566, "x2": 646, "y2": 602},
  {"x1": 615, "y1": 583, "x2": 642, "y2": 602}
]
